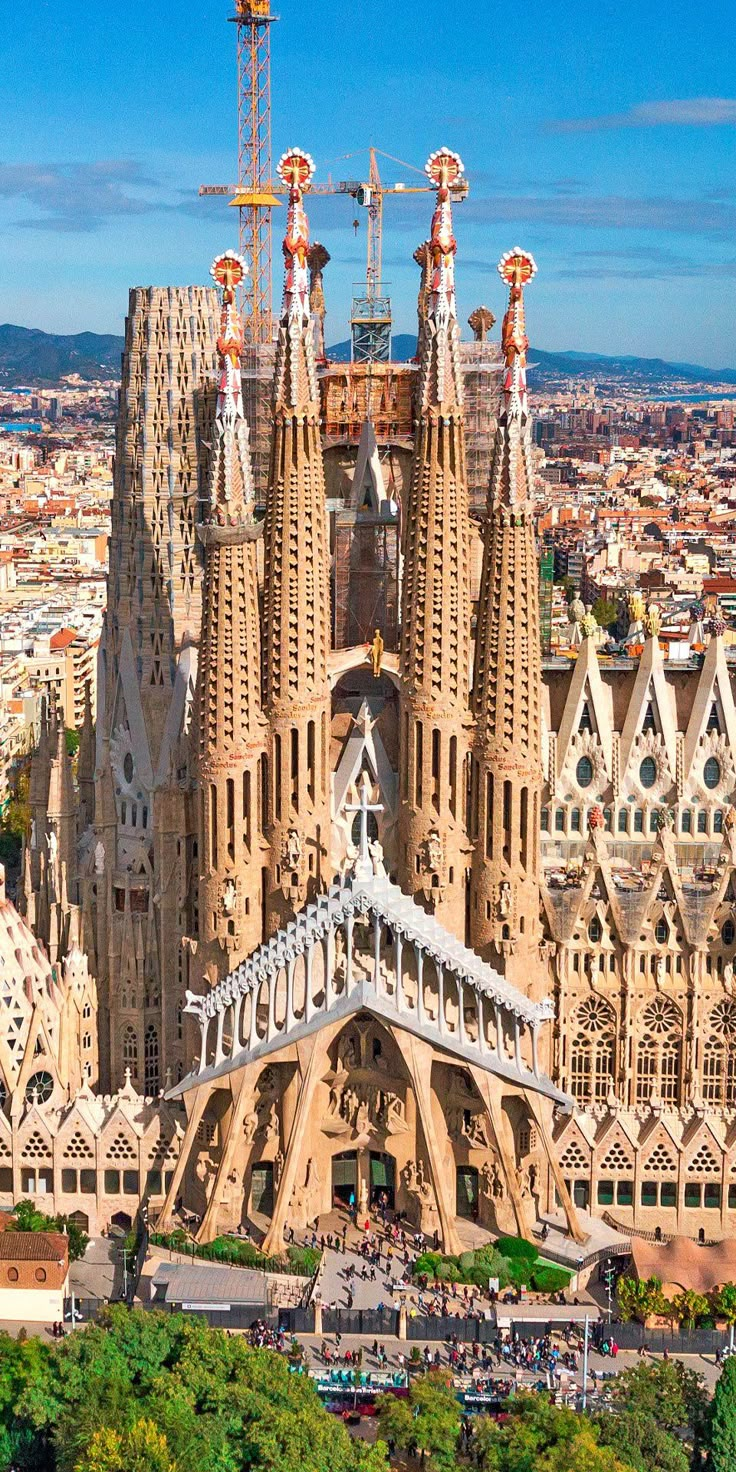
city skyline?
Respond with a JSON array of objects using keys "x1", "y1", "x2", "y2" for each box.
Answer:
[{"x1": 0, "y1": 0, "x2": 735, "y2": 363}]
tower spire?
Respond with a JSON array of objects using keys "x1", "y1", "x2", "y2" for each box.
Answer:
[
  {"x1": 470, "y1": 249, "x2": 542, "y2": 978},
  {"x1": 196, "y1": 250, "x2": 267, "y2": 972},
  {"x1": 398, "y1": 148, "x2": 472, "y2": 939},
  {"x1": 262, "y1": 150, "x2": 331, "y2": 929}
]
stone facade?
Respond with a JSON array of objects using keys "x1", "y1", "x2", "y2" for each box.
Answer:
[{"x1": 12, "y1": 146, "x2": 736, "y2": 1251}]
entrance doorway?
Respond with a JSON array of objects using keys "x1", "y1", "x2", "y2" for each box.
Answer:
[
  {"x1": 563, "y1": 1177, "x2": 590, "y2": 1210},
  {"x1": 332, "y1": 1150, "x2": 358, "y2": 1208},
  {"x1": 251, "y1": 1162, "x2": 274, "y2": 1217},
  {"x1": 456, "y1": 1165, "x2": 479, "y2": 1220},
  {"x1": 369, "y1": 1151, "x2": 395, "y2": 1209}
]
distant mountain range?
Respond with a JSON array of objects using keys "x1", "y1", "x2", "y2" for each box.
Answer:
[
  {"x1": 0, "y1": 324, "x2": 124, "y2": 384},
  {"x1": 1, "y1": 321, "x2": 735, "y2": 389}
]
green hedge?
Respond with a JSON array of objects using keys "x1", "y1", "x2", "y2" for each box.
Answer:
[
  {"x1": 530, "y1": 1265, "x2": 571, "y2": 1293},
  {"x1": 495, "y1": 1235, "x2": 537, "y2": 1262},
  {"x1": 149, "y1": 1231, "x2": 319, "y2": 1277}
]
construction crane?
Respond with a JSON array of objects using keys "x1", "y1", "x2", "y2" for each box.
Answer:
[
  {"x1": 203, "y1": 137, "x2": 468, "y2": 360},
  {"x1": 202, "y1": 2, "x2": 279, "y2": 346}
]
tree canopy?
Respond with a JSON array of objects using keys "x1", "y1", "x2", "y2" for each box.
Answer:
[
  {"x1": 709, "y1": 1355, "x2": 736, "y2": 1472},
  {"x1": 472, "y1": 1390, "x2": 634, "y2": 1472},
  {"x1": 0, "y1": 1308, "x2": 387, "y2": 1472}
]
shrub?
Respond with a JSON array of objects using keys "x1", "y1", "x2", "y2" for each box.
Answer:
[
  {"x1": 530, "y1": 1265, "x2": 571, "y2": 1294},
  {"x1": 286, "y1": 1244, "x2": 320, "y2": 1275},
  {"x1": 458, "y1": 1251, "x2": 476, "y2": 1273},
  {"x1": 496, "y1": 1235, "x2": 537, "y2": 1262}
]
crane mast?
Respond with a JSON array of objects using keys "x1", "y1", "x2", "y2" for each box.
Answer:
[{"x1": 231, "y1": 1, "x2": 278, "y2": 345}]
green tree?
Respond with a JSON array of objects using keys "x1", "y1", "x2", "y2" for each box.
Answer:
[
  {"x1": 712, "y1": 1283, "x2": 736, "y2": 1327},
  {"x1": 671, "y1": 1289, "x2": 710, "y2": 1331},
  {"x1": 74, "y1": 1419, "x2": 176, "y2": 1472},
  {"x1": 709, "y1": 1355, "x2": 736, "y2": 1472},
  {"x1": 1, "y1": 771, "x2": 30, "y2": 843},
  {"x1": 595, "y1": 1408, "x2": 689, "y2": 1472},
  {"x1": 591, "y1": 598, "x2": 618, "y2": 629},
  {"x1": 65, "y1": 729, "x2": 80, "y2": 759},
  {"x1": 473, "y1": 1391, "x2": 635, "y2": 1471},
  {"x1": 616, "y1": 1275, "x2": 667, "y2": 1324},
  {"x1": 377, "y1": 1371, "x2": 459, "y2": 1471},
  {"x1": 609, "y1": 1360, "x2": 709, "y2": 1452}
]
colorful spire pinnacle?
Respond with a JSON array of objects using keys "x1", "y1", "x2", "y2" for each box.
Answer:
[
  {"x1": 497, "y1": 247, "x2": 537, "y2": 420},
  {"x1": 420, "y1": 147, "x2": 465, "y2": 410},
  {"x1": 207, "y1": 250, "x2": 255, "y2": 524},
  {"x1": 276, "y1": 148, "x2": 315, "y2": 323}
]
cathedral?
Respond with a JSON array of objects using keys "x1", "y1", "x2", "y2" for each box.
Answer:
[{"x1": 9, "y1": 145, "x2": 736, "y2": 1250}]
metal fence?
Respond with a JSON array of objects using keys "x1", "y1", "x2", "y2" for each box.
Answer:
[
  {"x1": 597, "y1": 1321, "x2": 728, "y2": 1355},
  {"x1": 407, "y1": 1314, "x2": 496, "y2": 1343},
  {"x1": 323, "y1": 1307, "x2": 399, "y2": 1337}
]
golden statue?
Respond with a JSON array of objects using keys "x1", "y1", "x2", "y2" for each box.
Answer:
[{"x1": 370, "y1": 628, "x2": 384, "y2": 677}]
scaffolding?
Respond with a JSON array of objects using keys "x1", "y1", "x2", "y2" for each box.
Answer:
[
  {"x1": 459, "y1": 339, "x2": 503, "y2": 510},
  {"x1": 539, "y1": 543, "x2": 555, "y2": 655}
]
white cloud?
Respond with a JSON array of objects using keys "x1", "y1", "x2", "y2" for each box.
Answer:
[{"x1": 551, "y1": 97, "x2": 736, "y2": 133}]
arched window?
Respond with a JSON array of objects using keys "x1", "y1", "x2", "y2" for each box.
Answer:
[
  {"x1": 639, "y1": 757, "x2": 657, "y2": 789},
  {"x1": 122, "y1": 1026, "x2": 138, "y2": 1082},
  {"x1": 702, "y1": 1001, "x2": 736, "y2": 1106},
  {"x1": 144, "y1": 1025, "x2": 160, "y2": 1095},
  {"x1": 704, "y1": 757, "x2": 721, "y2": 790},
  {"x1": 636, "y1": 996, "x2": 681, "y2": 1104},
  {"x1": 569, "y1": 997, "x2": 616, "y2": 1105},
  {"x1": 576, "y1": 756, "x2": 593, "y2": 789}
]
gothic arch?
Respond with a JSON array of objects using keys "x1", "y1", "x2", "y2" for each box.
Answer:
[
  {"x1": 568, "y1": 996, "x2": 616, "y2": 1105},
  {"x1": 635, "y1": 996, "x2": 682, "y2": 1105},
  {"x1": 702, "y1": 999, "x2": 736, "y2": 1106}
]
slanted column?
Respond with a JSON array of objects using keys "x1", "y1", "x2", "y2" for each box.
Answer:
[
  {"x1": 345, "y1": 913, "x2": 354, "y2": 994},
  {"x1": 305, "y1": 942, "x2": 314, "y2": 1022},
  {"x1": 231, "y1": 994, "x2": 243, "y2": 1057},
  {"x1": 286, "y1": 955, "x2": 296, "y2": 1029},
  {"x1": 325, "y1": 929, "x2": 334, "y2": 1009},
  {"x1": 373, "y1": 914, "x2": 382, "y2": 990},
  {"x1": 477, "y1": 994, "x2": 486, "y2": 1053},
  {"x1": 198, "y1": 1016, "x2": 210, "y2": 1074},
  {"x1": 395, "y1": 930, "x2": 404, "y2": 1009},
  {"x1": 495, "y1": 1002, "x2": 503, "y2": 1059},
  {"x1": 531, "y1": 1022, "x2": 540, "y2": 1077},
  {"x1": 416, "y1": 949, "x2": 425, "y2": 1027},
  {"x1": 514, "y1": 1015, "x2": 522, "y2": 1073},
  {"x1": 268, "y1": 970, "x2": 277, "y2": 1040},
  {"x1": 249, "y1": 984, "x2": 260, "y2": 1049},
  {"x1": 215, "y1": 1007, "x2": 226, "y2": 1066}
]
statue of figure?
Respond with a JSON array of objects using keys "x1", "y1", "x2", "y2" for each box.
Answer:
[
  {"x1": 355, "y1": 1097, "x2": 370, "y2": 1137},
  {"x1": 724, "y1": 961, "x2": 735, "y2": 997},
  {"x1": 655, "y1": 954, "x2": 667, "y2": 990},
  {"x1": 338, "y1": 1032, "x2": 357, "y2": 1071},
  {"x1": 94, "y1": 838, "x2": 105, "y2": 875},
  {"x1": 46, "y1": 828, "x2": 58, "y2": 867},
  {"x1": 368, "y1": 837, "x2": 387, "y2": 878},
  {"x1": 628, "y1": 590, "x2": 645, "y2": 623},
  {"x1": 243, "y1": 1104, "x2": 260, "y2": 1144},
  {"x1": 327, "y1": 1076, "x2": 345, "y2": 1117},
  {"x1": 264, "y1": 1102, "x2": 279, "y2": 1141},
  {"x1": 358, "y1": 1174, "x2": 368, "y2": 1216},
  {"x1": 402, "y1": 1159, "x2": 419, "y2": 1194},
  {"x1": 30, "y1": 819, "x2": 37, "y2": 850},
  {"x1": 303, "y1": 1157, "x2": 321, "y2": 1221},
  {"x1": 569, "y1": 595, "x2": 585, "y2": 625},
  {"x1": 284, "y1": 829, "x2": 302, "y2": 871},
  {"x1": 221, "y1": 877, "x2": 237, "y2": 915},
  {"x1": 725, "y1": 806, "x2": 736, "y2": 833},
  {"x1": 426, "y1": 830, "x2": 443, "y2": 874},
  {"x1": 370, "y1": 628, "x2": 384, "y2": 678},
  {"x1": 644, "y1": 602, "x2": 662, "y2": 637},
  {"x1": 498, "y1": 880, "x2": 512, "y2": 918},
  {"x1": 465, "y1": 1112, "x2": 490, "y2": 1149},
  {"x1": 274, "y1": 1150, "x2": 284, "y2": 1187}
]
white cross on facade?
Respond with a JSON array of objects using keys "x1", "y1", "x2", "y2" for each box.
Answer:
[{"x1": 345, "y1": 771, "x2": 384, "y2": 881}]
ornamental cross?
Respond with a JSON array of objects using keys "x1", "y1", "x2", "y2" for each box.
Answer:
[{"x1": 345, "y1": 771, "x2": 383, "y2": 880}]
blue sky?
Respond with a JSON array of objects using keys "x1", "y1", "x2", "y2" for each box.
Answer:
[{"x1": 1, "y1": 0, "x2": 735, "y2": 364}]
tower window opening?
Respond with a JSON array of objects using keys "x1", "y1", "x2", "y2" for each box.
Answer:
[
  {"x1": 243, "y1": 770, "x2": 251, "y2": 850},
  {"x1": 707, "y1": 703, "x2": 721, "y2": 734},
  {"x1": 274, "y1": 734, "x2": 282, "y2": 820},
  {"x1": 226, "y1": 777, "x2": 235, "y2": 860},
  {"x1": 642, "y1": 702, "x2": 657, "y2": 733},
  {"x1": 503, "y1": 780, "x2": 512, "y2": 860},
  {"x1": 520, "y1": 786, "x2": 529, "y2": 871},
  {"x1": 307, "y1": 720, "x2": 316, "y2": 803},
  {"x1": 209, "y1": 784, "x2": 218, "y2": 869},
  {"x1": 290, "y1": 728, "x2": 299, "y2": 810},
  {"x1": 485, "y1": 774, "x2": 494, "y2": 859},
  {"x1": 415, "y1": 722, "x2": 423, "y2": 808},
  {"x1": 578, "y1": 701, "x2": 593, "y2": 733},
  {"x1": 449, "y1": 734, "x2": 457, "y2": 818},
  {"x1": 431, "y1": 729, "x2": 441, "y2": 812}
]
